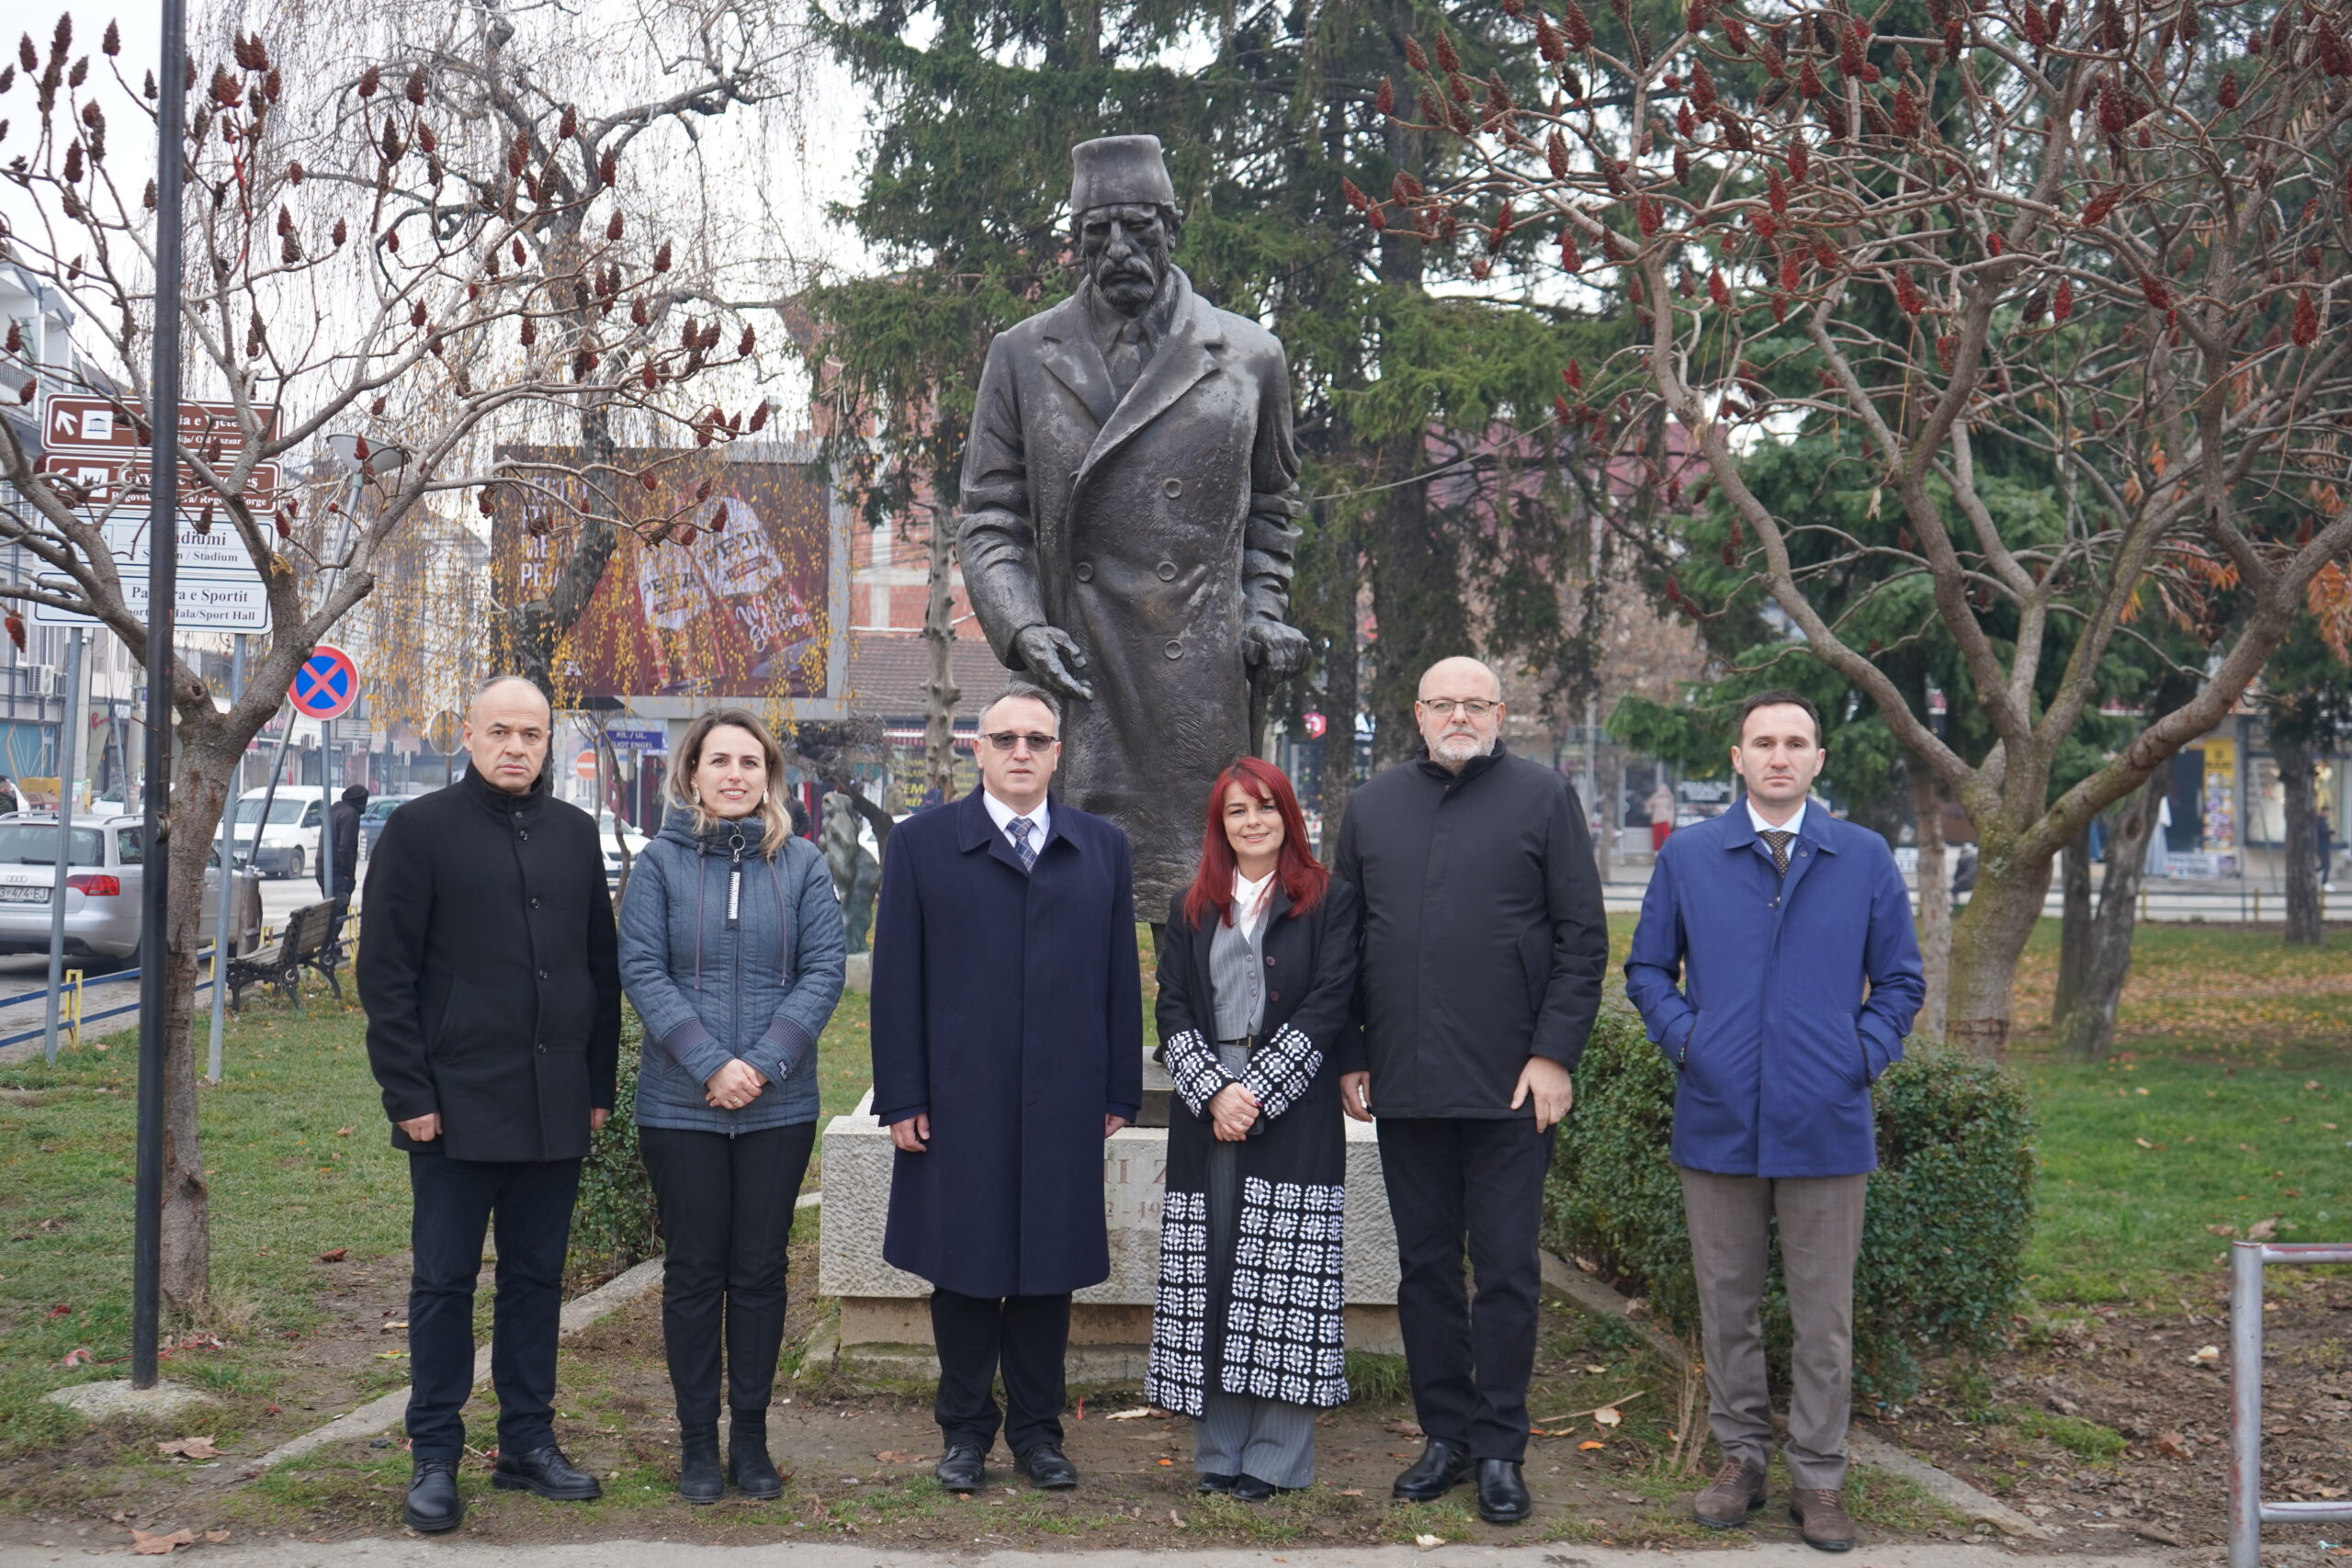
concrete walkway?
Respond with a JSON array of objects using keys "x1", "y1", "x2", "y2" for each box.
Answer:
[{"x1": 0, "y1": 1540, "x2": 2177, "y2": 1568}]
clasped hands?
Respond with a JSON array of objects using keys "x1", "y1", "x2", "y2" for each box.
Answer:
[
  {"x1": 706, "y1": 1059, "x2": 766, "y2": 1111},
  {"x1": 1206, "y1": 1081, "x2": 1258, "y2": 1142}
]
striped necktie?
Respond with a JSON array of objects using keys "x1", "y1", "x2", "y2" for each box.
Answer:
[
  {"x1": 1008, "y1": 816, "x2": 1037, "y2": 872},
  {"x1": 1760, "y1": 829, "x2": 1794, "y2": 876}
]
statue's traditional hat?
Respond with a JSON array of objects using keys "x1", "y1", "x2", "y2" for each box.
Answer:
[{"x1": 1070, "y1": 134, "x2": 1177, "y2": 213}]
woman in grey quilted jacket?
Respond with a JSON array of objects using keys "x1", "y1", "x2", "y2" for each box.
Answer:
[{"x1": 618, "y1": 707, "x2": 845, "y2": 1505}]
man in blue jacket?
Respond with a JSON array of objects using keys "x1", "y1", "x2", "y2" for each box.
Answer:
[{"x1": 1624, "y1": 691, "x2": 1922, "y2": 1552}]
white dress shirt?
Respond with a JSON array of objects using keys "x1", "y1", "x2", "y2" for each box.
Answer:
[
  {"x1": 981, "y1": 788, "x2": 1050, "y2": 852},
  {"x1": 1745, "y1": 795, "x2": 1807, "y2": 840}
]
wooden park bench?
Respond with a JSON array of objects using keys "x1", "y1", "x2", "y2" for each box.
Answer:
[{"x1": 226, "y1": 899, "x2": 348, "y2": 1013}]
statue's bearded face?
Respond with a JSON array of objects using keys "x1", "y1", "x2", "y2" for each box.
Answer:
[{"x1": 1078, "y1": 203, "x2": 1174, "y2": 315}]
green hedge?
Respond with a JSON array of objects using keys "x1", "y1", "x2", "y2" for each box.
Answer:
[
  {"x1": 569, "y1": 1005, "x2": 662, "y2": 1286},
  {"x1": 1545, "y1": 1007, "x2": 2037, "y2": 1402}
]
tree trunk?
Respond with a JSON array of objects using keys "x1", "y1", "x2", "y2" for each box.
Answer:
[
  {"x1": 1318, "y1": 507, "x2": 1359, "y2": 844},
  {"x1": 2054, "y1": 768, "x2": 2166, "y2": 1060},
  {"x1": 2052, "y1": 827, "x2": 2094, "y2": 1029},
  {"x1": 1944, "y1": 840, "x2": 2054, "y2": 1060},
  {"x1": 2278, "y1": 739, "x2": 2324, "y2": 947},
  {"x1": 922, "y1": 502, "x2": 960, "y2": 803},
  {"x1": 158, "y1": 747, "x2": 233, "y2": 1315},
  {"x1": 1907, "y1": 765, "x2": 1950, "y2": 1042}
]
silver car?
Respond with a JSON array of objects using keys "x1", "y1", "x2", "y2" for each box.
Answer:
[{"x1": 0, "y1": 814, "x2": 263, "y2": 964}]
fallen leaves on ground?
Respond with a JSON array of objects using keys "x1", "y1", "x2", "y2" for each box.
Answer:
[
  {"x1": 2191, "y1": 1345, "x2": 2221, "y2": 1363},
  {"x1": 317, "y1": 1247, "x2": 347, "y2": 1263},
  {"x1": 1383, "y1": 1419, "x2": 1423, "y2": 1437},
  {"x1": 156, "y1": 1438, "x2": 219, "y2": 1461},
  {"x1": 1102, "y1": 1406, "x2": 1157, "y2": 1421},
  {"x1": 1414, "y1": 1534, "x2": 1445, "y2": 1550},
  {"x1": 1579, "y1": 1440, "x2": 1606, "y2": 1450},
  {"x1": 46, "y1": 1303, "x2": 71, "y2": 1317},
  {"x1": 872, "y1": 1450, "x2": 929, "y2": 1464},
  {"x1": 2155, "y1": 1431, "x2": 2192, "y2": 1460},
  {"x1": 1594, "y1": 1405, "x2": 1623, "y2": 1427},
  {"x1": 130, "y1": 1529, "x2": 195, "y2": 1556},
  {"x1": 60, "y1": 1347, "x2": 89, "y2": 1367},
  {"x1": 2247, "y1": 1218, "x2": 2279, "y2": 1240},
  {"x1": 202, "y1": 1532, "x2": 229, "y2": 1544}
]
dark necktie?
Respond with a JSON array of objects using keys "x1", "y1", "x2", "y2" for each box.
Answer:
[
  {"x1": 1106, "y1": 321, "x2": 1145, "y2": 399},
  {"x1": 1760, "y1": 829, "x2": 1794, "y2": 876},
  {"x1": 1008, "y1": 816, "x2": 1037, "y2": 872}
]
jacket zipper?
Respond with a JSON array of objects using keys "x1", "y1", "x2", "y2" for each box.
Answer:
[{"x1": 728, "y1": 831, "x2": 744, "y2": 1138}]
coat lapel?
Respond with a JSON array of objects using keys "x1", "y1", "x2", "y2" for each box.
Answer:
[
  {"x1": 955, "y1": 788, "x2": 1034, "y2": 878},
  {"x1": 1071, "y1": 272, "x2": 1221, "y2": 502},
  {"x1": 1036, "y1": 299, "x2": 1118, "y2": 430}
]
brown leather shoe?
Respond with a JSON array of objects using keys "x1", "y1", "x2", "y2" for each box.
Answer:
[
  {"x1": 1691, "y1": 1459, "x2": 1768, "y2": 1528},
  {"x1": 1790, "y1": 1486, "x2": 1857, "y2": 1551}
]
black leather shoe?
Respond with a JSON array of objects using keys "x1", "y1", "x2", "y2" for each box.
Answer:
[
  {"x1": 1392, "y1": 1438, "x2": 1473, "y2": 1501},
  {"x1": 676, "y1": 1429, "x2": 722, "y2": 1506},
  {"x1": 1476, "y1": 1459, "x2": 1532, "y2": 1524},
  {"x1": 729, "y1": 1419, "x2": 783, "y2": 1500},
  {"x1": 934, "y1": 1443, "x2": 985, "y2": 1493},
  {"x1": 491, "y1": 1443, "x2": 603, "y2": 1501},
  {"x1": 1231, "y1": 1473, "x2": 1299, "y2": 1503},
  {"x1": 1196, "y1": 1472, "x2": 1239, "y2": 1495},
  {"x1": 1018, "y1": 1444, "x2": 1078, "y2": 1490},
  {"x1": 401, "y1": 1459, "x2": 463, "y2": 1533}
]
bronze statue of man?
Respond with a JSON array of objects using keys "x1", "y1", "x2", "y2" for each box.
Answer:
[{"x1": 957, "y1": 133, "x2": 1311, "y2": 914}]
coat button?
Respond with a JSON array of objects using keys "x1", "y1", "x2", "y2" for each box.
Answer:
[
  {"x1": 1265, "y1": 956, "x2": 1275, "y2": 966},
  {"x1": 518, "y1": 829, "x2": 529, "y2": 841},
  {"x1": 1271, "y1": 991, "x2": 1281, "y2": 1002},
  {"x1": 531, "y1": 897, "x2": 542, "y2": 908},
  {"x1": 1074, "y1": 560, "x2": 1095, "y2": 582},
  {"x1": 1156, "y1": 560, "x2": 1176, "y2": 581},
  {"x1": 536, "y1": 1043, "x2": 547, "y2": 1054},
  {"x1": 1164, "y1": 639, "x2": 1182, "y2": 660},
  {"x1": 1162, "y1": 478, "x2": 1183, "y2": 498},
  {"x1": 537, "y1": 967, "x2": 549, "y2": 980}
]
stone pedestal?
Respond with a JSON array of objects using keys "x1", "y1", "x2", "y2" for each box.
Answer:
[{"x1": 819, "y1": 1089, "x2": 1401, "y2": 1377}]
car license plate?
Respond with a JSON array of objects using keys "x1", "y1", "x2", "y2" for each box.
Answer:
[{"x1": 0, "y1": 886, "x2": 51, "y2": 904}]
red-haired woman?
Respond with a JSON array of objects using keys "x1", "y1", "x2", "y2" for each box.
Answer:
[{"x1": 1144, "y1": 757, "x2": 1362, "y2": 1501}]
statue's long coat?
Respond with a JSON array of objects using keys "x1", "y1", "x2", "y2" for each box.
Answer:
[{"x1": 957, "y1": 268, "x2": 1302, "y2": 913}]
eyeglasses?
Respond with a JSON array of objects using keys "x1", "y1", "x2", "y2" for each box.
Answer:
[
  {"x1": 1419, "y1": 698, "x2": 1497, "y2": 718},
  {"x1": 983, "y1": 731, "x2": 1060, "y2": 752}
]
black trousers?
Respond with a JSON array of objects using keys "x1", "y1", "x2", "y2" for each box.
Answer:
[
  {"x1": 405, "y1": 1149, "x2": 582, "y2": 1461},
  {"x1": 929, "y1": 1288, "x2": 1071, "y2": 1457},
  {"x1": 639, "y1": 1122, "x2": 817, "y2": 1429},
  {"x1": 1376, "y1": 1115, "x2": 1556, "y2": 1463}
]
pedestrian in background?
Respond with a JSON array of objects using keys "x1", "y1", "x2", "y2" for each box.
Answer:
[
  {"x1": 1624, "y1": 690, "x2": 1923, "y2": 1551},
  {"x1": 870, "y1": 684, "x2": 1143, "y2": 1495},
  {"x1": 321, "y1": 783, "x2": 366, "y2": 899},
  {"x1": 1146, "y1": 757, "x2": 1361, "y2": 1502},
  {"x1": 618, "y1": 707, "x2": 846, "y2": 1504},
  {"x1": 1334, "y1": 655, "x2": 1610, "y2": 1525},
  {"x1": 358, "y1": 675, "x2": 620, "y2": 1534},
  {"x1": 1647, "y1": 779, "x2": 1677, "y2": 853}
]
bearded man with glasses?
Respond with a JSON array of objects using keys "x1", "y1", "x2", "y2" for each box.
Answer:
[
  {"x1": 1330, "y1": 656, "x2": 1610, "y2": 1526},
  {"x1": 870, "y1": 683, "x2": 1144, "y2": 1496}
]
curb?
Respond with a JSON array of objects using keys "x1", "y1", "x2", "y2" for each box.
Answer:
[
  {"x1": 245, "y1": 1190, "x2": 823, "y2": 1474},
  {"x1": 1535, "y1": 1250, "x2": 2057, "y2": 1541}
]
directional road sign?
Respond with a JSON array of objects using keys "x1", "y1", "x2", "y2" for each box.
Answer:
[
  {"x1": 288, "y1": 645, "x2": 360, "y2": 721},
  {"x1": 43, "y1": 394, "x2": 277, "y2": 459},
  {"x1": 31, "y1": 573, "x2": 270, "y2": 632},
  {"x1": 34, "y1": 453, "x2": 281, "y2": 513}
]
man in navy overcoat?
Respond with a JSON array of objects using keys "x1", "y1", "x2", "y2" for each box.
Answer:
[
  {"x1": 871, "y1": 684, "x2": 1144, "y2": 1495},
  {"x1": 1624, "y1": 690, "x2": 1922, "y2": 1552}
]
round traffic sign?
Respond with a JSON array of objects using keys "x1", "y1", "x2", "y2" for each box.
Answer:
[
  {"x1": 1302, "y1": 711, "x2": 1328, "y2": 739},
  {"x1": 288, "y1": 644, "x2": 359, "y2": 720},
  {"x1": 424, "y1": 708, "x2": 461, "y2": 755},
  {"x1": 574, "y1": 752, "x2": 599, "y2": 781}
]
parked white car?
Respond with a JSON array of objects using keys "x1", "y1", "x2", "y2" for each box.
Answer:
[
  {"x1": 226, "y1": 788, "x2": 325, "y2": 879},
  {"x1": 0, "y1": 814, "x2": 262, "y2": 964}
]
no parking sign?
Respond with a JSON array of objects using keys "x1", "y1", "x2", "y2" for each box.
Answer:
[{"x1": 288, "y1": 645, "x2": 360, "y2": 721}]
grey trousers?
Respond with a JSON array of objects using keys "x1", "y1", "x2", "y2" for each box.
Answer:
[
  {"x1": 1679, "y1": 1167, "x2": 1867, "y2": 1490},
  {"x1": 1192, "y1": 1041, "x2": 1318, "y2": 1489}
]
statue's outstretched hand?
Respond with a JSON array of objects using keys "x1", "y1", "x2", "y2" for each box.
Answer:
[
  {"x1": 1243, "y1": 620, "x2": 1312, "y2": 680},
  {"x1": 1014, "y1": 625, "x2": 1096, "y2": 701}
]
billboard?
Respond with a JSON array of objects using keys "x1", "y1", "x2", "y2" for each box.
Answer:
[{"x1": 491, "y1": 445, "x2": 842, "y2": 706}]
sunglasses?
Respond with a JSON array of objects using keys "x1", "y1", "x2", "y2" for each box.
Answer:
[{"x1": 983, "y1": 731, "x2": 1060, "y2": 752}]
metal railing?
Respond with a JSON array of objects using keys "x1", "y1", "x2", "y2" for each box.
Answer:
[{"x1": 2231, "y1": 1239, "x2": 2352, "y2": 1568}]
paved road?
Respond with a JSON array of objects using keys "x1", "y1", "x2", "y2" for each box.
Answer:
[
  {"x1": 0, "y1": 1540, "x2": 2168, "y2": 1568},
  {"x1": 0, "y1": 874, "x2": 351, "y2": 1060}
]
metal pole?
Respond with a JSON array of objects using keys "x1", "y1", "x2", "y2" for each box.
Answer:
[
  {"x1": 131, "y1": 0, "x2": 187, "y2": 1391},
  {"x1": 248, "y1": 714, "x2": 297, "y2": 880},
  {"x1": 2228, "y1": 1240, "x2": 2264, "y2": 1568},
  {"x1": 206, "y1": 635, "x2": 242, "y2": 1083},
  {"x1": 319, "y1": 715, "x2": 334, "y2": 900},
  {"x1": 42, "y1": 627, "x2": 85, "y2": 1065},
  {"x1": 1583, "y1": 691, "x2": 1600, "y2": 874}
]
